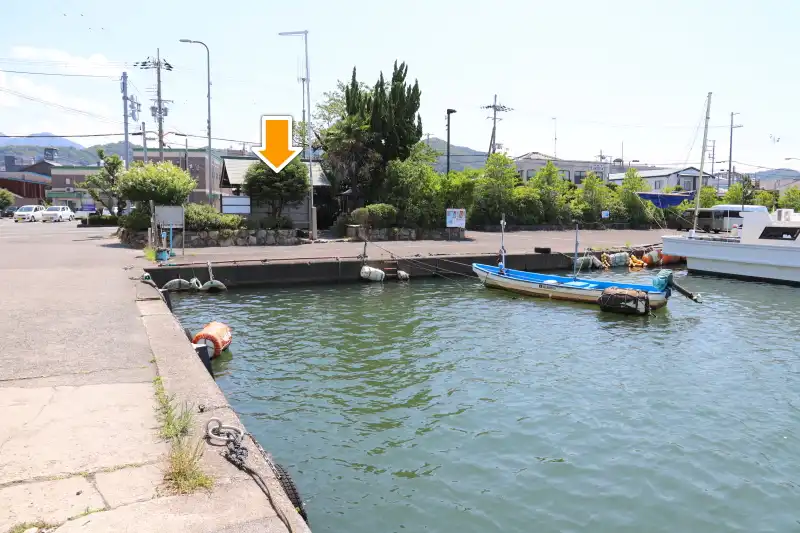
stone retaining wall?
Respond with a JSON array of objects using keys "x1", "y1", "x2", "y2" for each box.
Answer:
[
  {"x1": 119, "y1": 228, "x2": 299, "y2": 249},
  {"x1": 346, "y1": 225, "x2": 466, "y2": 241}
]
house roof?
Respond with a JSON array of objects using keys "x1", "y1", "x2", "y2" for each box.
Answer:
[
  {"x1": 515, "y1": 151, "x2": 558, "y2": 161},
  {"x1": 608, "y1": 166, "x2": 713, "y2": 181},
  {"x1": 219, "y1": 157, "x2": 330, "y2": 188},
  {"x1": 0, "y1": 171, "x2": 52, "y2": 184}
]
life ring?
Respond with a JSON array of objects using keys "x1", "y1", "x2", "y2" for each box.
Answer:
[
  {"x1": 191, "y1": 321, "x2": 232, "y2": 358},
  {"x1": 273, "y1": 462, "x2": 309, "y2": 524}
]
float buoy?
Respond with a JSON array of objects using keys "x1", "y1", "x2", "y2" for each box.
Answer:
[
  {"x1": 192, "y1": 321, "x2": 232, "y2": 358},
  {"x1": 162, "y1": 278, "x2": 194, "y2": 292},
  {"x1": 360, "y1": 266, "x2": 385, "y2": 282}
]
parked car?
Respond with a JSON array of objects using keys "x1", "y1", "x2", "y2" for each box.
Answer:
[
  {"x1": 41, "y1": 205, "x2": 75, "y2": 222},
  {"x1": 2, "y1": 206, "x2": 18, "y2": 218},
  {"x1": 13, "y1": 205, "x2": 45, "y2": 222}
]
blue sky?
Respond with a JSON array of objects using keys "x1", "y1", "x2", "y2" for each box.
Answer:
[{"x1": 1, "y1": 0, "x2": 798, "y2": 174}]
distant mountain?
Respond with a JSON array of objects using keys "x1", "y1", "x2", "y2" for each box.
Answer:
[
  {"x1": 752, "y1": 168, "x2": 800, "y2": 182},
  {"x1": 0, "y1": 133, "x2": 84, "y2": 149},
  {"x1": 425, "y1": 137, "x2": 487, "y2": 173},
  {"x1": 0, "y1": 141, "x2": 142, "y2": 168}
]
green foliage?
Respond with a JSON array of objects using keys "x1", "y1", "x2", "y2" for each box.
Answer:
[
  {"x1": 84, "y1": 214, "x2": 119, "y2": 226},
  {"x1": 0, "y1": 188, "x2": 13, "y2": 210},
  {"x1": 245, "y1": 215, "x2": 294, "y2": 230},
  {"x1": 440, "y1": 169, "x2": 478, "y2": 210},
  {"x1": 698, "y1": 186, "x2": 720, "y2": 208},
  {"x1": 118, "y1": 161, "x2": 196, "y2": 206},
  {"x1": 242, "y1": 158, "x2": 309, "y2": 217},
  {"x1": 754, "y1": 189, "x2": 777, "y2": 210},
  {"x1": 618, "y1": 168, "x2": 652, "y2": 226},
  {"x1": 724, "y1": 177, "x2": 756, "y2": 205},
  {"x1": 80, "y1": 148, "x2": 126, "y2": 214},
  {"x1": 385, "y1": 158, "x2": 442, "y2": 228},
  {"x1": 469, "y1": 154, "x2": 519, "y2": 227},
  {"x1": 529, "y1": 161, "x2": 572, "y2": 224},
  {"x1": 571, "y1": 172, "x2": 611, "y2": 223},
  {"x1": 119, "y1": 209, "x2": 151, "y2": 230},
  {"x1": 510, "y1": 186, "x2": 543, "y2": 225},
  {"x1": 184, "y1": 203, "x2": 244, "y2": 231},
  {"x1": 723, "y1": 183, "x2": 744, "y2": 204},
  {"x1": 778, "y1": 186, "x2": 800, "y2": 210},
  {"x1": 351, "y1": 203, "x2": 398, "y2": 228}
]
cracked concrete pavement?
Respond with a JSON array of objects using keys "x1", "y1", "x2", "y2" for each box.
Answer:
[{"x1": 0, "y1": 221, "x2": 306, "y2": 533}]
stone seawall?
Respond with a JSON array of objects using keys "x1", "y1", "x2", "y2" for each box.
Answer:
[
  {"x1": 119, "y1": 228, "x2": 299, "y2": 249},
  {"x1": 346, "y1": 225, "x2": 467, "y2": 241}
]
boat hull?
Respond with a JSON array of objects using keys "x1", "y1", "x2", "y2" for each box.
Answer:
[
  {"x1": 662, "y1": 235, "x2": 800, "y2": 284},
  {"x1": 473, "y1": 264, "x2": 668, "y2": 310}
]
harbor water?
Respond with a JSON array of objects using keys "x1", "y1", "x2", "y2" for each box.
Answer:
[{"x1": 172, "y1": 270, "x2": 800, "y2": 533}]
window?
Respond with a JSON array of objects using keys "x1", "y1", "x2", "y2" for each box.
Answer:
[
  {"x1": 526, "y1": 169, "x2": 535, "y2": 179},
  {"x1": 758, "y1": 226, "x2": 800, "y2": 240},
  {"x1": 558, "y1": 170, "x2": 570, "y2": 181},
  {"x1": 654, "y1": 180, "x2": 663, "y2": 190},
  {"x1": 574, "y1": 171, "x2": 587, "y2": 185},
  {"x1": 65, "y1": 178, "x2": 71, "y2": 185},
  {"x1": 682, "y1": 179, "x2": 693, "y2": 190}
]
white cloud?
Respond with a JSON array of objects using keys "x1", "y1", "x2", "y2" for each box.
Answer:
[{"x1": 9, "y1": 46, "x2": 123, "y2": 77}]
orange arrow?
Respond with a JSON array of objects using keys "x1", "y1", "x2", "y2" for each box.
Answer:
[{"x1": 251, "y1": 115, "x2": 302, "y2": 173}]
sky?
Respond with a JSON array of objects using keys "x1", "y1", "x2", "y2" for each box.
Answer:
[{"x1": 0, "y1": 0, "x2": 798, "y2": 175}]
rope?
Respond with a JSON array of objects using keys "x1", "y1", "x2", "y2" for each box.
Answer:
[
  {"x1": 366, "y1": 241, "x2": 475, "y2": 285},
  {"x1": 205, "y1": 418, "x2": 303, "y2": 532}
]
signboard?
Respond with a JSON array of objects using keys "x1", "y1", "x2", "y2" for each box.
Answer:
[
  {"x1": 601, "y1": 210, "x2": 610, "y2": 219},
  {"x1": 446, "y1": 208, "x2": 466, "y2": 228},
  {"x1": 154, "y1": 205, "x2": 185, "y2": 228},
  {"x1": 221, "y1": 195, "x2": 251, "y2": 215},
  {"x1": 590, "y1": 164, "x2": 605, "y2": 171},
  {"x1": 82, "y1": 203, "x2": 96, "y2": 212}
]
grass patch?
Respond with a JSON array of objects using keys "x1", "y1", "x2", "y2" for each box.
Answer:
[
  {"x1": 152, "y1": 377, "x2": 192, "y2": 440},
  {"x1": 8, "y1": 521, "x2": 58, "y2": 533},
  {"x1": 164, "y1": 438, "x2": 213, "y2": 494},
  {"x1": 69, "y1": 507, "x2": 105, "y2": 520},
  {"x1": 143, "y1": 247, "x2": 156, "y2": 262}
]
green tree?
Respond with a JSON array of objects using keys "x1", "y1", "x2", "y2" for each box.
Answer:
[
  {"x1": 80, "y1": 148, "x2": 126, "y2": 214},
  {"x1": 778, "y1": 186, "x2": 800, "y2": 210},
  {"x1": 440, "y1": 168, "x2": 478, "y2": 210},
  {"x1": 117, "y1": 161, "x2": 196, "y2": 207},
  {"x1": 529, "y1": 161, "x2": 571, "y2": 224},
  {"x1": 724, "y1": 177, "x2": 756, "y2": 205},
  {"x1": 0, "y1": 188, "x2": 13, "y2": 210},
  {"x1": 698, "y1": 186, "x2": 720, "y2": 208},
  {"x1": 723, "y1": 183, "x2": 744, "y2": 204},
  {"x1": 313, "y1": 79, "x2": 370, "y2": 131},
  {"x1": 618, "y1": 168, "x2": 651, "y2": 226},
  {"x1": 470, "y1": 154, "x2": 519, "y2": 227},
  {"x1": 384, "y1": 158, "x2": 442, "y2": 228},
  {"x1": 572, "y1": 172, "x2": 611, "y2": 223},
  {"x1": 754, "y1": 189, "x2": 777, "y2": 210},
  {"x1": 242, "y1": 157, "x2": 309, "y2": 217}
]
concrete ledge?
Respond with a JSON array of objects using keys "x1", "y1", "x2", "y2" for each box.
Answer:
[
  {"x1": 0, "y1": 476, "x2": 105, "y2": 532},
  {"x1": 138, "y1": 292, "x2": 311, "y2": 533}
]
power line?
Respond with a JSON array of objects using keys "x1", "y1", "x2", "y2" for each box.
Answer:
[
  {"x1": 0, "y1": 132, "x2": 125, "y2": 138},
  {"x1": 0, "y1": 68, "x2": 116, "y2": 78},
  {"x1": 0, "y1": 86, "x2": 122, "y2": 125}
]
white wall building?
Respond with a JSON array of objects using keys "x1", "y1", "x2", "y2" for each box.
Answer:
[
  {"x1": 608, "y1": 166, "x2": 713, "y2": 191},
  {"x1": 514, "y1": 152, "x2": 609, "y2": 185}
]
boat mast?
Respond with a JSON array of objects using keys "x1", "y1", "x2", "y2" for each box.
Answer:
[
  {"x1": 500, "y1": 213, "x2": 507, "y2": 268},
  {"x1": 573, "y1": 223, "x2": 579, "y2": 278},
  {"x1": 692, "y1": 92, "x2": 712, "y2": 234}
]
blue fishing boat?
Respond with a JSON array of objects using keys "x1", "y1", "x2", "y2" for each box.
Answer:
[{"x1": 473, "y1": 216, "x2": 674, "y2": 314}]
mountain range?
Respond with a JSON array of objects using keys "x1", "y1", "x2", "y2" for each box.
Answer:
[
  {"x1": 425, "y1": 137, "x2": 487, "y2": 173},
  {"x1": 0, "y1": 133, "x2": 85, "y2": 150}
]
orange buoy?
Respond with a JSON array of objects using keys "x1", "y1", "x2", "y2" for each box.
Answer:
[
  {"x1": 192, "y1": 321, "x2": 232, "y2": 358},
  {"x1": 660, "y1": 254, "x2": 682, "y2": 265}
]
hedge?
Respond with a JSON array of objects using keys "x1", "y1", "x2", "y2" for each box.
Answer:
[
  {"x1": 184, "y1": 203, "x2": 245, "y2": 231},
  {"x1": 351, "y1": 203, "x2": 398, "y2": 229}
]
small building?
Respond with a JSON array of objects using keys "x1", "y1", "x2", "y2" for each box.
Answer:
[
  {"x1": 218, "y1": 155, "x2": 330, "y2": 229},
  {"x1": 0, "y1": 171, "x2": 51, "y2": 206},
  {"x1": 607, "y1": 166, "x2": 714, "y2": 192},
  {"x1": 132, "y1": 148, "x2": 222, "y2": 206},
  {"x1": 46, "y1": 165, "x2": 104, "y2": 210}
]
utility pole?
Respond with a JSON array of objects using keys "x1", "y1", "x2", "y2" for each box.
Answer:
[
  {"x1": 135, "y1": 51, "x2": 173, "y2": 162},
  {"x1": 552, "y1": 117, "x2": 557, "y2": 158},
  {"x1": 482, "y1": 94, "x2": 512, "y2": 159},
  {"x1": 692, "y1": 92, "x2": 712, "y2": 233},
  {"x1": 121, "y1": 72, "x2": 130, "y2": 170},
  {"x1": 446, "y1": 109, "x2": 457, "y2": 175},
  {"x1": 728, "y1": 112, "x2": 742, "y2": 189},
  {"x1": 708, "y1": 139, "x2": 717, "y2": 192}
]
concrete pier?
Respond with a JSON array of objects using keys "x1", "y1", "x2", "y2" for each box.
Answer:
[{"x1": 0, "y1": 220, "x2": 308, "y2": 533}]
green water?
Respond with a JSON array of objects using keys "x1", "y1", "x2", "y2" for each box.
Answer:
[{"x1": 172, "y1": 270, "x2": 800, "y2": 533}]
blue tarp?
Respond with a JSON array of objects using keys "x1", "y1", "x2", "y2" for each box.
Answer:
[{"x1": 637, "y1": 191, "x2": 696, "y2": 209}]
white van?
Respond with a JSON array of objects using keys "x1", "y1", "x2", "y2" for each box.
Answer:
[{"x1": 710, "y1": 204, "x2": 768, "y2": 231}]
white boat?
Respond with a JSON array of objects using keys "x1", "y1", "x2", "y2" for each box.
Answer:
[{"x1": 662, "y1": 208, "x2": 800, "y2": 284}]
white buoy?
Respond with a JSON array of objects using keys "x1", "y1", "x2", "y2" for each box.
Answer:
[
  {"x1": 162, "y1": 278, "x2": 193, "y2": 292},
  {"x1": 360, "y1": 266, "x2": 385, "y2": 282},
  {"x1": 397, "y1": 270, "x2": 410, "y2": 281}
]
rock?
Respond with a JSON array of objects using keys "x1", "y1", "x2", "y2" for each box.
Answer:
[
  {"x1": 199, "y1": 230, "x2": 208, "y2": 239},
  {"x1": 265, "y1": 231, "x2": 276, "y2": 245},
  {"x1": 256, "y1": 229, "x2": 267, "y2": 239},
  {"x1": 208, "y1": 230, "x2": 219, "y2": 240},
  {"x1": 219, "y1": 238, "x2": 233, "y2": 247},
  {"x1": 235, "y1": 237, "x2": 247, "y2": 246},
  {"x1": 237, "y1": 229, "x2": 249, "y2": 239},
  {"x1": 248, "y1": 236, "x2": 257, "y2": 245}
]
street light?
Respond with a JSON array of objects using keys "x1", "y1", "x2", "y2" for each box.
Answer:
[
  {"x1": 279, "y1": 30, "x2": 316, "y2": 240},
  {"x1": 179, "y1": 39, "x2": 213, "y2": 206},
  {"x1": 446, "y1": 109, "x2": 457, "y2": 176}
]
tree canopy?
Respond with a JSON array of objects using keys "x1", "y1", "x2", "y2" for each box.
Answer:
[
  {"x1": 81, "y1": 148, "x2": 126, "y2": 213},
  {"x1": 117, "y1": 161, "x2": 196, "y2": 207},
  {"x1": 0, "y1": 188, "x2": 13, "y2": 210},
  {"x1": 242, "y1": 157, "x2": 309, "y2": 217}
]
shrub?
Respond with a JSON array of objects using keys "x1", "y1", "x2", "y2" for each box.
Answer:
[
  {"x1": 0, "y1": 188, "x2": 13, "y2": 210},
  {"x1": 351, "y1": 203, "x2": 398, "y2": 228},
  {"x1": 510, "y1": 186, "x2": 543, "y2": 225},
  {"x1": 245, "y1": 215, "x2": 294, "y2": 230},
  {"x1": 120, "y1": 209, "x2": 151, "y2": 231},
  {"x1": 184, "y1": 203, "x2": 244, "y2": 231},
  {"x1": 85, "y1": 214, "x2": 119, "y2": 226},
  {"x1": 117, "y1": 161, "x2": 196, "y2": 206}
]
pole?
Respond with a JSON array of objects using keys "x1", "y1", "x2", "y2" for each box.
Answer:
[
  {"x1": 728, "y1": 112, "x2": 734, "y2": 189},
  {"x1": 184, "y1": 136, "x2": 188, "y2": 171},
  {"x1": 156, "y1": 48, "x2": 164, "y2": 161},
  {"x1": 303, "y1": 32, "x2": 316, "y2": 240},
  {"x1": 490, "y1": 94, "x2": 498, "y2": 155},
  {"x1": 142, "y1": 122, "x2": 148, "y2": 162},
  {"x1": 121, "y1": 72, "x2": 130, "y2": 170},
  {"x1": 692, "y1": 92, "x2": 712, "y2": 233},
  {"x1": 300, "y1": 77, "x2": 307, "y2": 158},
  {"x1": 446, "y1": 111, "x2": 451, "y2": 176},
  {"x1": 553, "y1": 117, "x2": 557, "y2": 158},
  {"x1": 499, "y1": 213, "x2": 506, "y2": 269},
  {"x1": 204, "y1": 43, "x2": 212, "y2": 206},
  {"x1": 572, "y1": 223, "x2": 579, "y2": 278}
]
